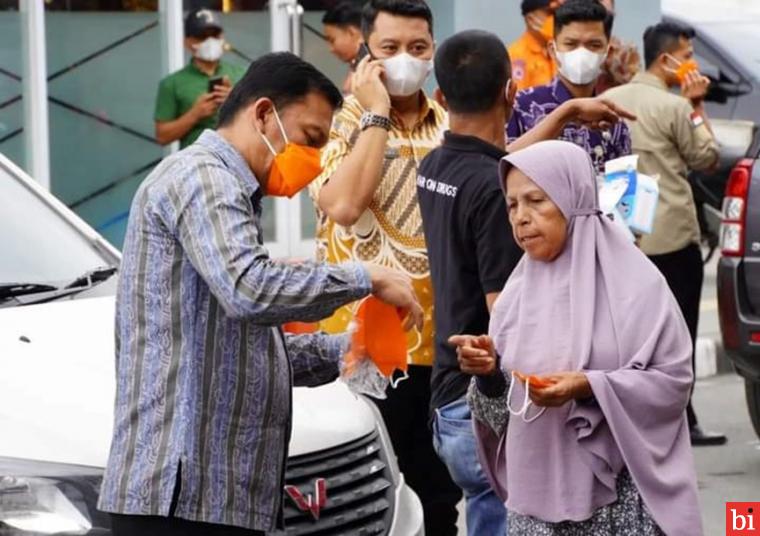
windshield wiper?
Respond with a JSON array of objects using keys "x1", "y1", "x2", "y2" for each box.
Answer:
[
  {"x1": 63, "y1": 266, "x2": 118, "y2": 289},
  {"x1": 0, "y1": 266, "x2": 118, "y2": 307},
  {"x1": 0, "y1": 283, "x2": 58, "y2": 301}
]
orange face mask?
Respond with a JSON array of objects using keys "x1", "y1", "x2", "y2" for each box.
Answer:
[
  {"x1": 258, "y1": 107, "x2": 323, "y2": 198},
  {"x1": 345, "y1": 297, "x2": 408, "y2": 384},
  {"x1": 665, "y1": 54, "x2": 700, "y2": 83}
]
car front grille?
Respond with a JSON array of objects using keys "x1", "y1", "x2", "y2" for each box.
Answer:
[{"x1": 278, "y1": 429, "x2": 395, "y2": 536}]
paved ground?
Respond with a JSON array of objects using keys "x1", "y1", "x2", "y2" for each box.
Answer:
[{"x1": 692, "y1": 374, "x2": 760, "y2": 535}]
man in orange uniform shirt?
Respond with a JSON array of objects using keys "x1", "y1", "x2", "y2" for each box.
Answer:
[{"x1": 508, "y1": 0, "x2": 563, "y2": 91}]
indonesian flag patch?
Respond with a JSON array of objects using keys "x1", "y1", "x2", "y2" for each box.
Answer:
[{"x1": 690, "y1": 111, "x2": 705, "y2": 128}]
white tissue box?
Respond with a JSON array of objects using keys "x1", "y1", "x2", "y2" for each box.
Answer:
[{"x1": 602, "y1": 156, "x2": 659, "y2": 235}]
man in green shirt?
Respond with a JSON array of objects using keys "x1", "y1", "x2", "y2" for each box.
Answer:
[{"x1": 154, "y1": 8, "x2": 246, "y2": 148}]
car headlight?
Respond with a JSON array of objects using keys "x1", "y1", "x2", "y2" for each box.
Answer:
[{"x1": 0, "y1": 458, "x2": 109, "y2": 535}]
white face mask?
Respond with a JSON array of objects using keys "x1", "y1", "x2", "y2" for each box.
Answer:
[
  {"x1": 194, "y1": 37, "x2": 225, "y2": 62},
  {"x1": 382, "y1": 53, "x2": 433, "y2": 97},
  {"x1": 554, "y1": 44, "x2": 607, "y2": 85},
  {"x1": 506, "y1": 372, "x2": 547, "y2": 423}
]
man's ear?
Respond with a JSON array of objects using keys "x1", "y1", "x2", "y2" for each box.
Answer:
[
  {"x1": 507, "y1": 78, "x2": 517, "y2": 105},
  {"x1": 250, "y1": 97, "x2": 275, "y2": 132},
  {"x1": 434, "y1": 87, "x2": 448, "y2": 111},
  {"x1": 349, "y1": 25, "x2": 363, "y2": 41},
  {"x1": 547, "y1": 40, "x2": 559, "y2": 64},
  {"x1": 658, "y1": 52, "x2": 672, "y2": 70}
]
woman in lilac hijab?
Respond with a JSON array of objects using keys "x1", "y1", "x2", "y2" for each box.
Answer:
[{"x1": 450, "y1": 140, "x2": 702, "y2": 535}]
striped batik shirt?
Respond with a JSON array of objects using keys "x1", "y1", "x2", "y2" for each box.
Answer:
[
  {"x1": 97, "y1": 130, "x2": 371, "y2": 532},
  {"x1": 308, "y1": 93, "x2": 447, "y2": 367}
]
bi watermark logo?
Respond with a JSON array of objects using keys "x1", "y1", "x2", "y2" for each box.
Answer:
[{"x1": 727, "y1": 503, "x2": 760, "y2": 535}]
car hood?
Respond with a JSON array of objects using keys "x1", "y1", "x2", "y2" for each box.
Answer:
[{"x1": 0, "y1": 296, "x2": 374, "y2": 467}]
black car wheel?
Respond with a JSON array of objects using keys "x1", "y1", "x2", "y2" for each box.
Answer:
[{"x1": 746, "y1": 378, "x2": 760, "y2": 440}]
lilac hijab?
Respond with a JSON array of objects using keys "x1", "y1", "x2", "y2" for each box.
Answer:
[{"x1": 477, "y1": 141, "x2": 703, "y2": 535}]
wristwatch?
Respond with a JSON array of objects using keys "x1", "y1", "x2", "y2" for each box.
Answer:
[{"x1": 360, "y1": 111, "x2": 392, "y2": 132}]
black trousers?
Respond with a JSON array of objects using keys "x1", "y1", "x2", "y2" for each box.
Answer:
[
  {"x1": 371, "y1": 365, "x2": 463, "y2": 536},
  {"x1": 648, "y1": 243, "x2": 703, "y2": 428}
]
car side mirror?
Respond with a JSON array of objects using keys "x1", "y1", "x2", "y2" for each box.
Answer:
[
  {"x1": 706, "y1": 81, "x2": 730, "y2": 104},
  {"x1": 705, "y1": 76, "x2": 749, "y2": 104}
]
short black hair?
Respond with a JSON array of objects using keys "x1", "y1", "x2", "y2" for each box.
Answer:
[
  {"x1": 554, "y1": 0, "x2": 613, "y2": 39},
  {"x1": 521, "y1": 0, "x2": 551, "y2": 16},
  {"x1": 218, "y1": 52, "x2": 342, "y2": 127},
  {"x1": 361, "y1": 0, "x2": 434, "y2": 39},
  {"x1": 322, "y1": 1, "x2": 363, "y2": 28},
  {"x1": 643, "y1": 21, "x2": 696, "y2": 68},
  {"x1": 435, "y1": 30, "x2": 511, "y2": 114}
]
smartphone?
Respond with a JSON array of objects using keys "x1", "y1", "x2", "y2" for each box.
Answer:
[
  {"x1": 208, "y1": 76, "x2": 225, "y2": 93},
  {"x1": 351, "y1": 43, "x2": 372, "y2": 70}
]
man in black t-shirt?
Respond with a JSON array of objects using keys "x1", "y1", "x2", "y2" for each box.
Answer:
[
  {"x1": 418, "y1": 30, "x2": 636, "y2": 535},
  {"x1": 418, "y1": 31, "x2": 520, "y2": 535}
]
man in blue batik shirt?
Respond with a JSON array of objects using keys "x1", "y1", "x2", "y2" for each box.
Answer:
[
  {"x1": 98, "y1": 52, "x2": 423, "y2": 536},
  {"x1": 507, "y1": 0, "x2": 632, "y2": 173}
]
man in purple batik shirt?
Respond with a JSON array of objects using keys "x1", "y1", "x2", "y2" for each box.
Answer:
[{"x1": 507, "y1": 0, "x2": 631, "y2": 174}]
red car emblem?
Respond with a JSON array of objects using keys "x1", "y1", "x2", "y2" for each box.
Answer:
[{"x1": 284, "y1": 478, "x2": 327, "y2": 520}]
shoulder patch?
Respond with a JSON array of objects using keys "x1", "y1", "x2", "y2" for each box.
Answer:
[
  {"x1": 690, "y1": 111, "x2": 705, "y2": 128},
  {"x1": 512, "y1": 59, "x2": 526, "y2": 81}
]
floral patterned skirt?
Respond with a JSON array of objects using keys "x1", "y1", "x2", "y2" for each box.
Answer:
[{"x1": 508, "y1": 469, "x2": 665, "y2": 536}]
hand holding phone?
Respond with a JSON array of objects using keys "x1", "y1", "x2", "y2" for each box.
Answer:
[{"x1": 208, "y1": 76, "x2": 225, "y2": 93}]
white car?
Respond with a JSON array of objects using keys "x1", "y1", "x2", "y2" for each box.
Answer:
[{"x1": 0, "y1": 153, "x2": 424, "y2": 536}]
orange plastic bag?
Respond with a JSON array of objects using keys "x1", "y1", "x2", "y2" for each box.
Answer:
[{"x1": 344, "y1": 297, "x2": 408, "y2": 382}]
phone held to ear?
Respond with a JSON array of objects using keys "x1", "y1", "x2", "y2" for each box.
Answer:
[{"x1": 351, "y1": 43, "x2": 372, "y2": 70}]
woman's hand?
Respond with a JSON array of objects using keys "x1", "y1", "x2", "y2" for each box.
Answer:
[
  {"x1": 528, "y1": 371, "x2": 592, "y2": 407},
  {"x1": 448, "y1": 335, "x2": 497, "y2": 376}
]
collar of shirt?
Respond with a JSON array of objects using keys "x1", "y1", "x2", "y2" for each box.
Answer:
[
  {"x1": 442, "y1": 131, "x2": 507, "y2": 160},
  {"x1": 188, "y1": 59, "x2": 221, "y2": 77},
  {"x1": 196, "y1": 129, "x2": 261, "y2": 200},
  {"x1": 631, "y1": 71, "x2": 669, "y2": 91},
  {"x1": 388, "y1": 91, "x2": 438, "y2": 131},
  {"x1": 549, "y1": 76, "x2": 592, "y2": 103}
]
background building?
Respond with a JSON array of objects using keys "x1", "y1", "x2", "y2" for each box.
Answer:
[{"x1": 0, "y1": 0, "x2": 660, "y2": 256}]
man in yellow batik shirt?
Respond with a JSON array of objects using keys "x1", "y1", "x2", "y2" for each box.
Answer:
[{"x1": 308, "y1": 1, "x2": 463, "y2": 534}]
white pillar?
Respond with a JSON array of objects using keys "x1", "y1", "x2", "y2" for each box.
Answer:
[
  {"x1": 159, "y1": 0, "x2": 184, "y2": 155},
  {"x1": 160, "y1": 0, "x2": 184, "y2": 76},
  {"x1": 21, "y1": 0, "x2": 50, "y2": 189},
  {"x1": 270, "y1": 0, "x2": 295, "y2": 52},
  {"x1": 269, "y1": 0, "x2": 301, "y2": 257}
]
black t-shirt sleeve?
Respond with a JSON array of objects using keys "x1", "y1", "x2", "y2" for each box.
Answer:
[{"x1": 470, "y1": 185, "x2": 522, "y2": 294}]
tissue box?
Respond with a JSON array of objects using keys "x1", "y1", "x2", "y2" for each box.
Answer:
[{"x1": 603, "y1": 156, "x2": 659, "y2": 235}]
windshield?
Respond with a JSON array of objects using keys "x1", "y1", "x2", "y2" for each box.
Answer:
[
  {"x1": 700, "y1": 22, "x2": 760, "y2": 83},
  {"x1": 1, "y1": 163, "x2": 115, "y2": 285}
]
